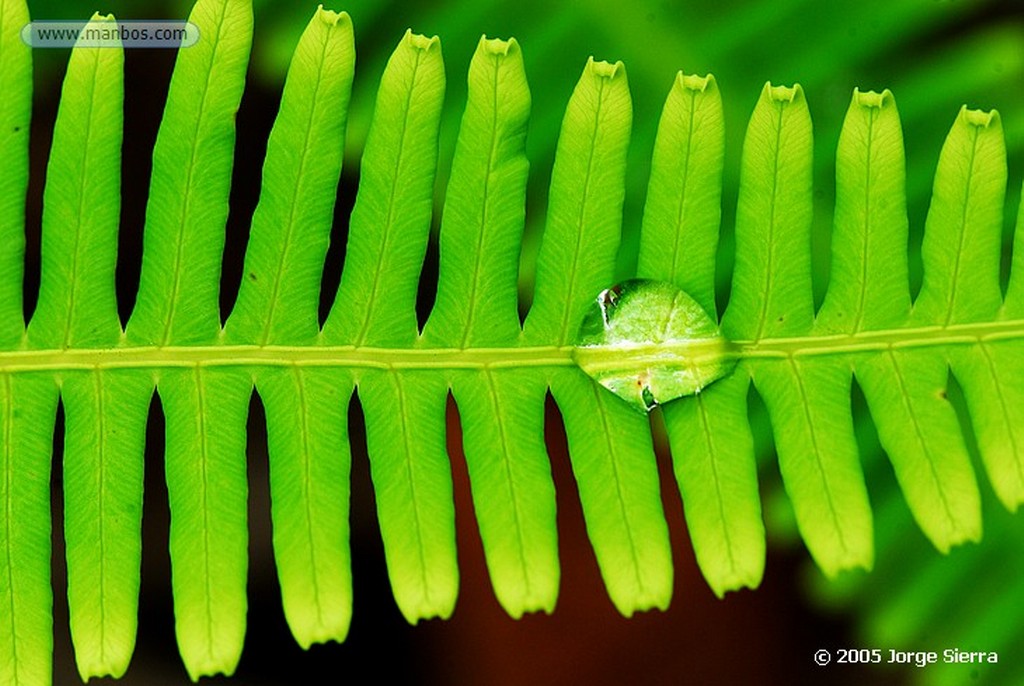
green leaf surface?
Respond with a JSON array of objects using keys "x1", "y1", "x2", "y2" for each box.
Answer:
[
  {"x1": 0, "y1": 375, "x2": 57, "y2": 686},
  {"x1": 359, "y1": 370, "x2": 457, "y2": 623},
  {"x1": 525, "y1": 57, "x2": 632, "y2": 345},
  {"x1": 755, "y1": 358, "x2": 873, "y2": 574},
  {"x1": 128, "y1": 0, "x2": 253, "y2": 346},
  {"x1": 855, "y1": 105, "x2": 1010, "y2": 551},
  {"x1": 223, "y1": 7, "x2": 358, "y2": 647},
  {"x1": 227, "y1": 7, "x2": 355, "y2": 346},
  {"x1": 858, "y1": 350, "x2": 980, "y2": 550},
  {"x1": 420, "y1": 36, "x2": 557, "y2": 617},
  {"x1": 62, "y1": 369, "x2": 149, "y2": 680},
  {"x1": 552, "y1": 369, "x2": 672, "y2": 614},
  {"x1": 526, "y1": 57, "x2": 672, "y2": 614},
  {"x1": 323, "y1": 30, "x2": 445, "y2": 347},
  {"x1": 913, "y1": 106, "x2": 1005, "y2": 326},
  {"x1": 162, "y1": 368, "x2": 251, "y2": 680},
  {"x1": 424, "y1": 35, "x2": 530, "y2": 348},
  {"x1": 259, "y1": 367, "x2": 353, "y2": 647},
  {"x1": 816, "y1": 88, "x2": 911, "y2": 334},
  {"x1": 451, "y1": 370, "x2": 558, "y2": 617},
  {"x1": 0, "y1": 0, "x2": 29, "y2": 346},
  {"x1": 930, "y1": 110, "x2": 1020, "y2": 511},
  {"x1": 722, "y1": 83, "x2": 873, "y2": 575},
  {"x1": 28, "y1": 12, "x2": 121, "y2": 350},
  {"x1": 723, "y1": 82, "x2": 814, "y2": 342},
  {"x1": 662, "y1": 375, "x2": 763, "y2": 596},
  {"x1": 634, "y1": 75, "x2": 763, "y2": 595},
  {"x1": 637, "y1": 72, "x2": 723, "y2": 316}
]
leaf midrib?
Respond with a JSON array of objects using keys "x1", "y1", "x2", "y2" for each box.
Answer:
[
  {"x1": 2, "y1": 318, "x2": 1020, "y2": 373},
  {"x1": 91, "y1": 369, "x2": 108, "y2": 665},
  {"x1": 158, "y1": 20, "x2": 223, "y2": 346},
  {"x1": 292, "y1": 367, "x2": 325, "y2": 628},
  {"x1": 1, "y1": 373, "x2": 18, "y2": 680},
  {"x1": 354, "y1": 44, "x2": 426, "y2": 347},
  {"x1": 59, "y1": 45, "x2": 102, "y2": 350},
  {"x1": 451, "y1": 52, "x2": 504, "y2": 349},
  {"x1": 258, "y1": 27, "x2": 333, "y2": 346},
  {"x1": 557, "y1": 70, "x2": 608, "y2": 345},
  {"x1": 753, "y1": 99, "x2": 786, "y2": 343}
]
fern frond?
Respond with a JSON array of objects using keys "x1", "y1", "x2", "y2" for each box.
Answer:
[{"x1": 0, "y1": 0, "x2": 1021, "y2": 683}]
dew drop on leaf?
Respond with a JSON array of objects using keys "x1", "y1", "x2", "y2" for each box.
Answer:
[{"x1": 572, "y1": 279, "x2": 737, "y2": 413}]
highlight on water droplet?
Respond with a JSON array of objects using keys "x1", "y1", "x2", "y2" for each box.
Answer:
[{"x1": 572, "y1": 279, "x2": 737, "y2": 413}]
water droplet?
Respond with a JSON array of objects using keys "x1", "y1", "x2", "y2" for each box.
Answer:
[{"x1": 572, "y1": 279, "x2": 737, "y2": 413}]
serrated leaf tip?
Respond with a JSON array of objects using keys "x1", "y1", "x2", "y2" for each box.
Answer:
[
  {"x1": 959, "y1": 105, "x2": 1000, "y2": 129},
  {"x1": 677, "y1": 72, "x2": 715, "y2": 93},
  {"x1": 89, "y1": 11, "x2": 115, "y2": 22},
  {"x1": 314, "y1": 5, "x2": 350, "y2": 27},
  {"x1": 852, "y1": 87, "x2": 893, "y2": 109},
  {"x1": 403, "y1": 28, "x2": 440, "y2": 52},
  {"x1": 586, "y1": 56, "x2": 625, "y2": 80},
  {"x1": 764, "y1": 81, "x2": 802, "y2": 103},
  {"x1": 478, "y1": 34, "x2": 518, "y2": 57}
]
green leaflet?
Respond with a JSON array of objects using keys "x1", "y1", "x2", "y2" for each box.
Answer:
[
  {"x1": 162, "y1": 367, "x2": 250, "y2": 680},
  {"x1": 227, "y1": 7, "x2": 354, "y2": 347},
  {"x1": 325, "y1": 29, "x2": 458, "y2": 624},
  {"x1": 128, "y1": 0, "x2": 253, "y2": 346},
  {"x1": 423, "y1": 37, "x2": 558, "y2": 617},
  {"x1": 637, "y1": 73, "x2": 723, "y2": 317},
  {"x1": 225, "y1": 8, "x2": 356, "y2": 648},
  {"x1": 323, "y1": 29, "x2": 444, "y2": 348},
  {"x1": 636, "y1": 73, "x2": 763, "y2": 597},
  {"x1": 128, "y1": 0, "x2": 255, "y2": 679},
  {"x1": 532, "y1": 59, "x2": 673, "y2": 614},
  {"x1": 0, "y1": 0, "x2": 29, "y2": 346},
  {"x1": 0, "y1": 0, "x2": 1022, "y2": 682},
  {"x1": 29, "y1": 12, "x2": 121, "y2": 351},
  {"x1": 525, "y1": 57, "x2": 632, "y2": 346},
  {"x1": 260, "y1": 367, "x2": 353, "y2": 646},
  {"x1": 0, "y1": 374, "x2": 57, "y2": 686},
  {"x1": 28, "y1": 12, "x2": 148, "y2": 683}
]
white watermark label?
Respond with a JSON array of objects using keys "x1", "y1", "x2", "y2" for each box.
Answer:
[
  {"x1": 21, "y1": 21, "x2": 200, "y2": 49},
  {"x1": 814, "y1": 647, "x2": 1000, "y2": 669}
]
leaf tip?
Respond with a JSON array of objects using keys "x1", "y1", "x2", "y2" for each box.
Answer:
[
  {"x1": 852, "y1": 87, "x2": 894, "y2": 109},
  {"x1": 586, "y1": 56, "x2": 626, "y2": 81},
  {"x1": 402, "y1": 28, "x2": 440, "y2": 53},
  {"x1": 313, "y1": 5, "x2": 351, "y2": 28},
  {"x1": 676, "y1": 71, "x2": 716, "y2": 94},
  {"x1": 959, "y1": 105, "x2": 1000, "y2": 130},
  {"x1": 764, "y1": 81, "x2": 803, "y2": 104},
  {"x1": 478, "y1": 34, "x2": 519, "y2": 58}
]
